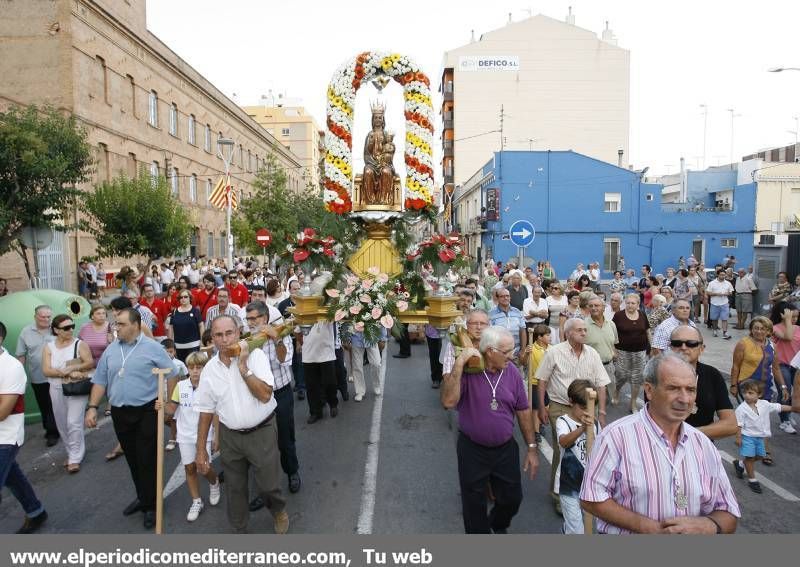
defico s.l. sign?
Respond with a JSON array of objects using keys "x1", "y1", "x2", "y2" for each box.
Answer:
[{"x1": 458, "y1": 56, "x2": 520, "y2": 72}]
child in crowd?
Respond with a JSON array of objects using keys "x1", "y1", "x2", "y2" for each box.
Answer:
[
  {"x1": 734, "y1": 380, "x2": 796, "y2": 493},
  {"x1": 162, "y1": 339, "x2": 188, "y2": 452},
  {"x1": 556, "y1": 379, "x2": 601, "y2": 534},
  {"x1": 526, "y1": 324, "x2": 551, "y2": 443},
  {"x1": 159, "y1": 351, "x2": 221, "y2": 522}
]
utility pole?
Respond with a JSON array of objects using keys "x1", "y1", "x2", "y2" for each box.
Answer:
[
  {"x1": 727, "y1": 108, "x2": 741, "y2": 168},
  {"x1": 499, "y1": 105, "x2": 505, "y2": 182},
  {"x1": 699, "y1": 104, "x2": 708, "y2": 170}
]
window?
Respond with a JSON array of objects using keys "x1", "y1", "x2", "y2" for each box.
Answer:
[
  {"x1": 206, "y1": 178, "x2": 212, "y2": 204},
  {"x1": 759, "y1": 234, "x2": 776, "y2": 245},
  {"x1": 169, "y1": 103, "x2": 178, "y2": 136},
  {"x1": 96, "y1": 56, "x2": 109, "y2": 104},
  {"x1": 188, "y1": 114, "x2": 196, "y2": 145},
  {"x1": 220, "y1": 232, "x2": 227, "y2": 257},
  {"x1": 720, "y1": 238, "x2": 737, "y2": 248},
  {"x1": 170, "y1": 167, "x2": 179, "y2": 197},
  {"x1": 98, "y1": 143, "x2": 110, "y2": 182},
  {"x1": 207, "y1": 231, "x2": 215, "y2": 257},
  {"x1": 148, "y1": 90, "x2": 158, "y2": 127},
  {"x1": 127, "y1": 74, "x2": 137, "y2": 117},
  {"x1": 281, "y1": 127, "x2": 290, "y2": 136},
  {"x1": 239, "y1": 145, "x2": 244, "y2": 166},
  {"x1": 189, "y1": 174, "x2": 197, "y2": 202},
  {"x1": 603, "y1": 238, "x2": 621, "y2": 272},
  {"x1": 247, "y1": 150, "x2": 252, "y2": 172},
  {"x1": 128, "y1": 152, "x2": 137, "y2": 177},
  {"x1": 604, "y1": 192, "x2": 621, "y2": 212},
  {"x1": 255, "y1": 155, "x2": 260, "y2": 172},
  {"x1": 150, "y1": 161, "x2": 159, "y2": 187},
  {"x1": 204, "y1": 124, "x2": 211, "y2": 151}
]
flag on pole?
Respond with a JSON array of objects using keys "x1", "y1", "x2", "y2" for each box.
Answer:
[{"x1": 208, "y1": 175, "x2": 238, "y2": 210}]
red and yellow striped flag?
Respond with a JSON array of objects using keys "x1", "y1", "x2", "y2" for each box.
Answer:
[{"x1": 208, "y1": 175, "x2": 238, "y2": 210}]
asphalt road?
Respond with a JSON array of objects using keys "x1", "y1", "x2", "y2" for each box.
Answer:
[{"x1": 1, "y1": 330, "x2": 799, "y2": 534}]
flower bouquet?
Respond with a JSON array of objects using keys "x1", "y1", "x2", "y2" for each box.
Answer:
[
  {"x1": 405, "y1": 233, "x2": 468, "y2": 296},
  {"x1": 326, "y1": 267, "x2": 409, "y2": 345},
  {"x1": 284, "y1": 228, "x2": 338, "y2": 295}
]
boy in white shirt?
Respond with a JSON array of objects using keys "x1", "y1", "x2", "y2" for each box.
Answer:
[
  {"x1": 556, "y1": 379, "x2": 601, "y2": 534},
  {"x1": 734, "y1": 380, "x2": 798, "y2": 493},
  {"x1": 158, "y1": 351, "x2": 221, "y2": 521}
]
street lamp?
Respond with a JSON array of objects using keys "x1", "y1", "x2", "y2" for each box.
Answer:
[{"x1": 217, "y1": 137, "x2": 236, "y2": 271}]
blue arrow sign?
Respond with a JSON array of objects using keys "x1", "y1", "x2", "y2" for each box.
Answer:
[{"x1": 508, "y1": 220, "x2": 535, "y2": 248}]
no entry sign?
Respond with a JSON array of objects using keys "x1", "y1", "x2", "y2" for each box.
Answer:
[{"x1": 256, "y1": 228, "x2": 272, "y2": 248}]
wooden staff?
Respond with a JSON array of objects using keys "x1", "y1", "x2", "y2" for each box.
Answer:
[
  {"x1": 527, "y1": 328, "x2": 535, "y2": 403},
  {"x1": 583, "y1": 387, "x2": 597, "y2": 535},
  {"x1": 152, "y1": 367, "x2": 172, "y2": 535}
]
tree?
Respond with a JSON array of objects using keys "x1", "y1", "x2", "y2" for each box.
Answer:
[
  {"x1": 81, "y1": 172, "x2": 192, "y2": 263},
  {"x1": 232, "y1": 154, "x2": 350, "y2": 261},
  {"x1": 0, "y1": 105, "x2": 94, "y2": 279}
]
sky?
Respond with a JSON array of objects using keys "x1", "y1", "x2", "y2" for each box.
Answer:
[{"x1": 147, "y1": 0, "x2": 800, "y2": 177}]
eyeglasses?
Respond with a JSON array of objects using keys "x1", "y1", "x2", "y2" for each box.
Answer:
[
  {"x1": 670, "y1": 339, "x2": 702, "y2": 348},
  {"x1": 57, "y1": 324, "x2": 75, "y2": 331},
  {"x1": 491, "y1": 346, "x2": 515, "y2": 357},
  {"x1": 180, "y1": 295, "x2": 190, "y2": 299},
  {"x1": 245, "y1": 315, "x2": 261, "y2": 322}
]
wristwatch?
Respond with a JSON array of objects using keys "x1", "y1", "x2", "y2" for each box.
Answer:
[
  {"x1": 244, "y1": 369, "x2": 255, "y2": 379},
  {"x1": 527, "y1": 442, "x2": 538, "y2": 450},
  {"x1": 87, "y1": 405, "x2": 99, "y2": 411}
]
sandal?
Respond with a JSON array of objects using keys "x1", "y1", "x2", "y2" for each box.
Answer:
[
  {"x1": 105, "y1": 448, "x2": 124, "y2": 461},
  {"x1": 165, "y1": 440, "x2": 177, "y2": 452},
  {"x1": 67, "y1": 463, "x2": 80, "y2": 474},
  {"x1": 762, "y1": 452, "x2": 774, "y2": 466},
  {"x1": 104, "y1": 408, "x2": 112, "y2": 416}
]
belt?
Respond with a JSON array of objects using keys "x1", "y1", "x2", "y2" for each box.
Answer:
[
  {"x1": 230, "y1": 412, "x2": 274, "y2": 434},
  {"x1": 602, "y1": 360, "x2": 614, "y2": 365},
  {"x1": 274, "y1": 383, "x2": 292, "y2": 394}
]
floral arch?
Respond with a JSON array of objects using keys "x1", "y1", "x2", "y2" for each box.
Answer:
[{"x1": 323, "y1": 51, "x2": 436, "y2": 215}]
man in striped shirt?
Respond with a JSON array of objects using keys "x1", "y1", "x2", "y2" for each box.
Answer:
[
  {"x1": 650, "y1": 300, "x2": 696, "y2": 355},
  {"x1": 204, "y1": 288, "x2": 247, "y2": 333},
  {"x1": 245, "y1": 301, "x2": 301, "y2": 513},
  {"x1": 580, "y1": 352, "x2": 740, "y2": 534}
]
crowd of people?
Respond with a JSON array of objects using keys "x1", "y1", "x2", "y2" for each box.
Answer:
[{"x1": 2, "y1": 253, "x2": 800, "y2": 535}]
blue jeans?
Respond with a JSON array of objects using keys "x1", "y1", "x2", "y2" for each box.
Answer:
[
  {"x1": 292, "y1": 340, "x2": 305, "y2": 391},
  {"x1": 0, "y1": 444, "x2": 44, "y2": 518},
  {"x1": 779, "y1": 364, "x2": 796, "y2": 423}
]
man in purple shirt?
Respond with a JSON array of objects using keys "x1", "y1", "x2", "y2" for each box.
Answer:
[{"x1": 441, "y1": 326, "x2": 539, "y2": 534}]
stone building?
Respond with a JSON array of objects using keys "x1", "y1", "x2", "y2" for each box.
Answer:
[{"x1": 1, "y1": 0, "x2": 303, "y2": 291}]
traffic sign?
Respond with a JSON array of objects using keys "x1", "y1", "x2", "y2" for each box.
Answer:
[
  {"x1": 256, "y1": 228, "x2": 272, "y2": 248},
  {"x1": 508, "y1": 220, "x2": 535, "y2": 247}
]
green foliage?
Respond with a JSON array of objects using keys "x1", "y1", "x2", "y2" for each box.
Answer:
[
  {"x1": 0, "y1": 105, "x2": 93, "y2": 255},
  {"x1": 81, "y1": 172, "x2": 192, "y2": 260},
  {"x1": 231, "y1": 154, "x2": 351, "y2": 260}
]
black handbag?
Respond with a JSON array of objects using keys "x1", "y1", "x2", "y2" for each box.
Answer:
[{"x1": 62, "y1": 340, "x2": 92, "y2": 397}]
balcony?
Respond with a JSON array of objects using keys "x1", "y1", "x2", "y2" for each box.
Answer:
[
  {"x1": 444, "y1": 173, "x2": 454, "y2": 185},
  {"x1": 443, "y1": 111, "x2": 453, "y2": 130},
  {"x1": 469, "y1": 215, "x2": 487, "y2": 233},
  {"x1": 443, "y1": 139, "x2": 453, "y2": 158},
  {"x1": 443, "y1": 83, "x2": 454, "y2": 102}
]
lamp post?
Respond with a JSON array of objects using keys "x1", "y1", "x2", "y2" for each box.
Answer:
[{"x1": 217, "y1": 137, "x2": 236, "y2": 271}]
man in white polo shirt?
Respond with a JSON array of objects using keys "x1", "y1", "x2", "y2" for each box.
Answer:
[
  {"x1": 0, "y1": 321, "x2": 48, "y2": 533},
  {"x1": 194, "y1": 315, "x2": 289, "y2": 534}
]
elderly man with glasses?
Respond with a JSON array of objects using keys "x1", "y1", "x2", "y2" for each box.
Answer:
[
  {"x1": 489, "y1": 289, "x2": 528, "y2": 367},
  {"x1": 441, "y1": 325, "x2": 538, "y2": 534}
]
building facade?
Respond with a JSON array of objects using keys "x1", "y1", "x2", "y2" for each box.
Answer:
[
  {"x1": 1, "y1": 0, "x2": 303, "y2": 291},
  {"x1": 440, "y1": 12, "x2": 630, "y2": 204},
  {"x1": 243, "y1": 105, "x2": 324, "y2": 191},
  {"x1": 453, "y1": 151, "x2": 756, "y2": 278}
]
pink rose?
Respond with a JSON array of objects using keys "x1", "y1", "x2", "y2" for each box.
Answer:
[
  {"x1": 380, "y1": 314, "x2": 394, "y2": 329},
  {"x1": 325, "y1": 288, "x2": 340, "y2": 298},
  {"x1": 349, "y1": 304, "x2": 363, "y2": 315},
  {"x1": 346, "y1": 275, "x2": 359, "y2": 286},
  {"x1": 360, "y1": 294, "x2": 372, "y2": 304},
  {"x1": 377, "y1": 273, "x2": 389, "y2": 284},
  {"x1": 362, "y1": 279, "x2": 374, "y2": 290},
  {"x1": 354, "y1": 321, "x2": 365, "y2": 332},
  {"x1": 396, "y1": 300, "x2": 408, "y2": 312},
  {"x1": 344, "y1": 285, "x2": 355, "y2": 295},
  {"x1": 371, "y1": 306, "x2": 383, "y2": 319},
  {"x1": 334, "y1": 309, "x2": 347, "y2": 321}
]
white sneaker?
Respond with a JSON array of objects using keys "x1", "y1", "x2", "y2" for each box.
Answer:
[
  {"x1": 779, "y1": 421, "x2": 797, "y2": 434},
  {"x1": 187, "y1": 499, "x2": 204, "y2": 522},
  {"x1": 209, "y1": 481, "x2": 221, "y2": 506},
  {"x1": 354, "y1": 394, "x2": 363, "y2": 402},
  {"x1": 373, "y1": 387, "x2": 381, "y2": 396},
  {"x1": 347, "y1": 375, "x2": 354, "y2": 383}
]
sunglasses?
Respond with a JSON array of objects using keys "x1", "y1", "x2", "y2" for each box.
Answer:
[
  {"x1": 180, "y1": 295, "x2": 191, "y2": 299},
  {"x1": 58, "y1": 324, "x2": 75, "y2": 331},
  {"x1": 670, "y1": 339, "x2": 702, "y2": 348}
]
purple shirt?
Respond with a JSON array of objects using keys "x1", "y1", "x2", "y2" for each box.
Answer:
[{"x1": 457, "y1": 363, "x2": 529, "y2": 447}]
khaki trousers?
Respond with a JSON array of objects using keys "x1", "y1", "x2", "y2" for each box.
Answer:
[
  {"x1": 547, "y1": 401, "x2": 571, "y2": 498},
  {"x1": 219, "y1": 418, "x2": 286, "y2": 532}
]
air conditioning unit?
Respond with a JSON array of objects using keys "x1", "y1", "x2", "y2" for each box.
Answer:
[{"x1": 759, "y1": 234, "x2": 776, "y2": 245}]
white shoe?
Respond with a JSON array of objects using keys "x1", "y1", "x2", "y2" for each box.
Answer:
[
  {"x1": 347, "y1": 375, "x2": 354, "y2": 383},
  {"x1": 354, "y1": 394, "x2": 363, "y2": 402},
  {"x1": 373, "y1": 387, "x2": 381, "y2": 396},
  {"x1": 187, "y1": 499, "x2": 204, "y2": 522},
  {"x1": 779, "y1": 421, "x2": 797, "y2": 434},
  {"x1": 209, "y1": 481, "x2": 221, "y2": 506}
]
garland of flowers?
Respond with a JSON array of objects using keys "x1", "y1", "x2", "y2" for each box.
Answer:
[
  {"x1": 324, "y1": 51, "x2": 436, "y2": 215},
  {"x1": 325, "y1": 267, "x2": 410, "y2": 345}
]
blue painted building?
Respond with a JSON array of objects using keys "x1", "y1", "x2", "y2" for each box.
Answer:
[{"x1": 451, "y1": 151, "x2": 756, "y2": 277}]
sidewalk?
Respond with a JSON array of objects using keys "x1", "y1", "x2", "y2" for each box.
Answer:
[{"x1": 693, "y1": 319, "x2": 747, "y2": 379}]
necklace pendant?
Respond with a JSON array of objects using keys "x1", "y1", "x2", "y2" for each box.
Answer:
[
  {"x1": 675, "y1": 489, "x2": 688, "y2": 510},
  {"x1": 490, "y1": 398, "x2": 499, "y2": 411},
  {"x1": 117, "y1": 367, "x2": 124, "y2": 378}
]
